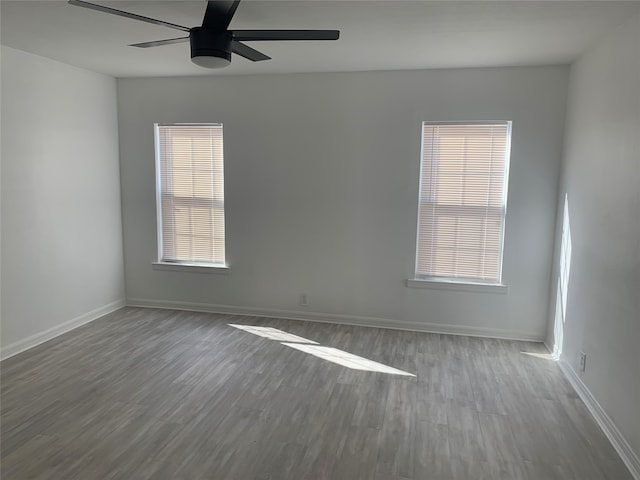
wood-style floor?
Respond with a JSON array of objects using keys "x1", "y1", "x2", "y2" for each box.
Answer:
[{"x1": 1, "y1": 307, "x2": 631, "y2": 480}]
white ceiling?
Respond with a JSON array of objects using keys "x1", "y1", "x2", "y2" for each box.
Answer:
[{"x1": 1, "y1": 1, "x2": 638, "y2": 78}]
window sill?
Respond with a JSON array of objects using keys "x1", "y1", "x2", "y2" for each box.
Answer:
[
  {"x1": 152, "y1": 262, "x2": 230, "y2": 274},
  {"x1": 406, "y1": 278, "x2": 508, "y2": 294}
]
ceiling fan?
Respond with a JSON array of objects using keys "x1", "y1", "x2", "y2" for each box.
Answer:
[{"x1": 68, "y1": 0, "x2": 340, "y2": 68}]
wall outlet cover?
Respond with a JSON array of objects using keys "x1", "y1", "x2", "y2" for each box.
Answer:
[{"x1": 579, "y1": 351, "x2": 587, "y2": 374}]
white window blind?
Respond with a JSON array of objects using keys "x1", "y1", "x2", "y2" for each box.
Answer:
[
  {"x1": 415, "y1": 122, "x2": 511, "y2": 283},
  {"x1": 155, "y1": 123, "x2": 226, "y2": 265}
]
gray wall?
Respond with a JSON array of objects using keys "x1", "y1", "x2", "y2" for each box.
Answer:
[
  {"x1": 547, "y1": 14, "x2": 640, "y2": 457},
  {"x1": 117, "y1": 65, "x2": 569, "y2": 340},
  {"x1": 0, "y1": 46, "x2": 125, "y2": 356}
]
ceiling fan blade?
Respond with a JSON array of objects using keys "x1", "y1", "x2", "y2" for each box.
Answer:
[
  {"x1": 202, "y1": 0, "x2": 240, "y2": 30},
  {"x1": 232, "y1": 30, "x2": 340, "y2": 41},
  {"x1": 232, "y1": 41, "x2": 271, "y2": 62},
  {"x1": 68, "y1": 0, "x2": 190, "y2": 32},
  {"x1": 129, "y1": 37, "x2": 190, "y2": 48}
]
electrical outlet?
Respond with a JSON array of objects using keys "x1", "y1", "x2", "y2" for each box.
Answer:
[
  {"x1": 579, "y1": 351, "x2": 587, "y2": 374},
  {"x1": 299, "y1": 293, "x2": 309, "y2": 306}
]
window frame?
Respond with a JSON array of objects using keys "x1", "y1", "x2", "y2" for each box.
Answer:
[
  {"x1": 411, "y1": 120, "x2": 512, "y2": 288},
  {"x1": 153, "y1": 122, "x2": 229, "y2": 272}
]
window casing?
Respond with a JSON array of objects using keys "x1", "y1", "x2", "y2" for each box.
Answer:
[
  {"x1": 155, "y1": 123, "x2": 226, "y2": 266},
  {"x1": 414, "y1": 121, "x2": 511, "y2": 284}
]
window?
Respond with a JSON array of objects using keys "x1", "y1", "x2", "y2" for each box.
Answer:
[
  {"x1": 155, "y1": 123, "x2": 226, "y2": 267},
  {"x1": 414, "y1": 122, "x2": 511, "y2": 284}
]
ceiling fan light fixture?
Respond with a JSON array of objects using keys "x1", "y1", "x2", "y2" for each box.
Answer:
[
  {"x1": 190, "y1": 27, "x2": 232, "y2": 68},
  {"x1": 191, "y1": 54, "x2": 231, "y2": 68}
]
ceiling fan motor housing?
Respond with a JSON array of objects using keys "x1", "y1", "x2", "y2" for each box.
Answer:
[{"x1": 190, "y1": 27, "x2": 232, "y2": 68}]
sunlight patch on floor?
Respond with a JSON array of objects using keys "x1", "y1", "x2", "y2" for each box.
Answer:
[
  {"x1": 282, "y1": 343, "x2": 415, "y2": 376},
  {"x1": 520, "y1": 351, "x2": 555, "y2": 361},
  {"x1": 229, "y1": 324, "x2": 318, "y2": 344},
  {"x1": 229, "y1": 323, "x2": 415, "y2": 376}
]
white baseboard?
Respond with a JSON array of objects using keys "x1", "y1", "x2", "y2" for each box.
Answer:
[
  {"x1": 558, "y1": 360, "x2": 640, "y2": 480},
  {"x1": 126, "y1": 297, "x2": 544, "y2": 342},
  {"x1": 0, "y1": 299, "x2": 126, "y2": 360}
]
